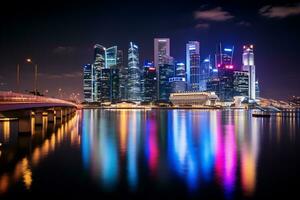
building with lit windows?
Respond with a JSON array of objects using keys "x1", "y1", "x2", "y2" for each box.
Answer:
[
  {"x1": 169, "y1": 77, "x2": 186, "y2": 93},
  {"x1": 118, "y1": 50, "x2": 128, "y2": 100},
  {"x1": 186, "y1": 41, "x2": 200, "y2": 91},
  {"x1": 243, "y1": 44, "x2": 256, "y2": 102},
  {"x1": 154, "y1": 38, "x2": 170, "y2": 98},
  {"x1": 93, "y1": 44, "x2": 106, "y2": 102},
  {"x1": 141, "y1": 61, "x2": 157, "y2": 102},
  {"x1": 233, "y1": 71, "x2": 249, "y2": 97},
  {"x1": 83, "y1": 64, "x2": 93, "y2": 102},
  {"x1": 100, "y1": 68, "x2": 111, "y2": 102},
  {"x1": 159, "y1": 56, "x2": 175, "y2": 101},
  {"x1": 106, "y1": 46, "x2": 117, "y2": 68},
  {"x1": 128, "y1": 42, "x2": 141, "y2": 101},
  {"x1": 169, "y1": 91, "x2": 219, "y2": 106}
]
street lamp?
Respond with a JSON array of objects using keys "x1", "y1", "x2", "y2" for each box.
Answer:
[
  {"x1": 26, "y1": 58, "x2": 38, "y2": 95},
  {"x1": 16, "y1": 58, "x2": 38, "y2": 95}
]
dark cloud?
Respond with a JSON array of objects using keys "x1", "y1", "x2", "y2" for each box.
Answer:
[
  {"x1": 194, "y1": 23, "x2": 210, "y2": 29},
  {"x1": 260, "y1": 4, "x2": 300, "y2": 18},
  {"x1": 53, "y1": 46, "x2": 77, "y2": 55},
  {"x1": 236, "y1": 21, "x2": 252, "y2": 27},
  {"x1": 194, "y1": 7, "x2": 234, "y2": 22}
]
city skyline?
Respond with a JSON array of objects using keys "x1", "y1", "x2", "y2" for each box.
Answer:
[{"x1": 1, "y1": 0, "x2": 300, "y2": 100}]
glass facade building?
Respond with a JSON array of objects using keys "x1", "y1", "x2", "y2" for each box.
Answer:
[
  {"x1": 93, "y1": 44, "x2": 106, "y2": 102},
  {"x1": 154, "y1": 38, "x2": 170, "y2": 99},
  {"x1": 83, "y1": 64, "x2": 93, "y2": 102},
  {"x1": 141, "y1": 62, "x2": 157, "y2": 102},
  {"x1": 159, "y1": 56, "x2": 175, "y2": 101},
  {"x1": 242, "y1": 45, "x2": 256, "y2": 101},
  {"x1": 186, "y1": 41, "x2": 200, "y2": 91},
  {"x1": 128, "y1": 42, "x2": 141, "y2": 101}
]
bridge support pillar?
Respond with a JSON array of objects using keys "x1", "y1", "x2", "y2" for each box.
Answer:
[
  {"x1": 48, "y1": 110, "x2": 55, "y2": 123},
  {"x1": 34, "y1": 111, "x2": 43, "y2": 126},
  {"x1": 18, "y1": 118, "x2": 32, "y2": 134}
]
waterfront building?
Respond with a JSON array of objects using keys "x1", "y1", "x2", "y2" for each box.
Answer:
[
  {"x1": 118, "y1": 50, "x2": 128, "y2": 100},
  {"x1": 159, "y1": 56, "x2": 175, "y2": 101},
  {"x1": 169, "y1": 77, "x2": 186, "y2": 93},
  {"x1": 186, "y1": 41, "x2": 200, "y2": 90},
  {"x1": 128, "y1": 42, "x2": 141, "y2": 101},
  {"x1": 233, "y1": 71, "x2": 249, "y2": 97},
  {"x1": 169, "y1": 91, "x2": 219, "y2": 106},
  {"x1": 111, "y1": 66, "x2": 120, "y2": 102},
  {"x1": 200, "y1": 56, "x2": 212, "y2": 91},
  {"x1": 83, "y1": 64, "x2": 93, "y2": 102},
  {"x1": 141, "y1": 61, "x2": 157, "y2": 102},
  {"x1": 106, "y1": 46, "x2": 118, "y2": 68},
  {"x1": 242, "y1": 44, "x2": 256, "y2": 101},
  {"x1": 100, "y1": 68, "x2": 111, "y2": 102},
  {"x1": 93, "y1": 44, "x2": 106, "y2": 102},
  {"x1": 175, "y1": 62, "x2": 186, "y2": 78},
  {"x1": 154, "y1": 38, "x2": 170, "y2": 98}
]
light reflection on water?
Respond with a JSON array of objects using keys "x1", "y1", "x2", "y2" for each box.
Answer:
[{"x1": 0, "y1": 109, "x2": 299, "y2": 198}]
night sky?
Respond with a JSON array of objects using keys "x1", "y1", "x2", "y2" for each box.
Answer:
[{"x1": 1, "y1": 0, "x2": 300, "y2": 100}]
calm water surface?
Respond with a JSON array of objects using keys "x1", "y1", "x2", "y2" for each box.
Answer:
[{"x1": 0, "y1": 109, "x2": 299, "y2": 199}]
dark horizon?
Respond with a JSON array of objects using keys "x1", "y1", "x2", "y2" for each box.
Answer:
[{"x1": 1, "y1": 0, "x2": 300, "y2": 100}]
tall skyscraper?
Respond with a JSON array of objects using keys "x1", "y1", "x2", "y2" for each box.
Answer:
[
  {"x1": 93, "y1": 44, "x2": 106, "y2": 102},
  {"x1": 128, "y1": 42, "x2": 141, "y2": 101},
  {"x1": 233, "y1": 71, "x2": 249, "y2": 97},
  {"x1": 186, "y1": 41, "x2": 200, "y2": 91},
  {"x1": 200, "y1": 56, "x2": 212, "y2": 91},
  {"x1": 106, "y1": 46, "x2": 118, "y2": 68},
  {"x1": 118, "y1": 50, "x2": 128, "y2": 100},
  {"x1": 154, "y1": 38, "x2": 170, "y2": 98},
  {"x1": 242, "y1": 45, "x2": 256, "y2": 101},
  {"x1": 215, "y1": 43, "x2": 234, "y2": 70},
  {"x1": 170, "y1": 62, "x2": 186, "y2": 92},
  {"x1": 83, "y1": 64, "x2": 93, "y2": 102},
  {"x1": 141, "y1": 61, "x2": 157, "y2": 102},
  {"x1": 159, "y1": 56, "x2": 175, "y2": 101}
]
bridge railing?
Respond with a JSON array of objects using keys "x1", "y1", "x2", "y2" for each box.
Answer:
[{"x1": 0, "y1": 91, "x2": 78, "y2": 107}]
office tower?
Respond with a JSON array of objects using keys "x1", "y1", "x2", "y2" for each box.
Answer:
[
  {"x1": 83, "y1": 64, "x2": 93, "y2": 102},
  {"x1": 169, "y1": 77, "x2": 186, "y2": 93},
  {"x1": 93, "y1": 44, "x2": 106, "y2": 102},
  {"x1": 233, "y1": 71, "x2": 249, "y2": 97},
  {"x1": 175, "y1": 62, "x2": 186, "y2": 78},
  {"x1": 159, "y1": 56, "x2": 175, "y2": 101},
  {"x1": 117, "y1": 50, "x2": 127, "y2": 100},
  {"x1": 215, "y1": 43, "x2": 234, "y2": 69},
  {"x1": 154, "y1": 38, "x2": 170, "y2": 98},
  {"x1": 170, "y1": 62, "x2": 186, "y2": 92},
  {"x1": 186, "y1": 41, "x2": 200, "y2": 91},
  {"x1": 106, "y1": 46, "x2": 118, "y2": 68},
  {"x1": 128, "y1": 42, "x2": 141, "y2": 101},
  {"x1": 111, "y1": 66, "x2": 119, "y2": 102},
  {"x1": 100, "y1": 68, "x2": 111, "y2": 102},
  {"x1": 141, "y1": 61, "x2": 157, "y2": 102},
  {"x1": 242, "y1": 45, "x2": 256, "y2": 101},
  {"x1": 200, "y1": 56, "x2": 212, "y2": 91}
]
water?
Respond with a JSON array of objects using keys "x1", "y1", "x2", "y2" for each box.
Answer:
[{"x1": 0, "y1": 109, "x2": 299, "y2": 199}]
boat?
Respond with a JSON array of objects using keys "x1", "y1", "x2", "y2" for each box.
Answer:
[{"x1": 252, "y1": 113, "x2": 271, "y2": 118}]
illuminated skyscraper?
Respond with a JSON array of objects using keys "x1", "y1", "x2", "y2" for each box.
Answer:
[
  {"x1": 83, "y1": 64, "x2": 93, "y2": 102},
  {"x1": 93, "y1": 44, "x2": 106, "y2": 102},
  {"x1": 159, "y1": 56, "x2": 175, "y2": 101},
  {"x1": 242, "y1": 45, "x2": 256, "y2": 101},
  {"x1": 128, "y1": 42, "x2": 141, "y2": 101},
  {"x1": 141, "y1": 61, "x2": 157, "y2": 102},
  {"x1": 186, "y1": 41, "x2": 200, "y2": 91},
  {"x1": 154, "y1": 38, "x2": 170, "y2": 98},
  {"x1": 118, "y1": 50, "x2": 128, "y2": 100},
  {"x1": 106, "y1": 46, "x2": 118, "y2": 68}
]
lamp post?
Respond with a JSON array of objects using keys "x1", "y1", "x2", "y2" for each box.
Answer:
[
  {"x1": 16, "y1": 58, "x2": 38, "y2": 95},
  {"x1": 26, "y1": 58, "x2": 38, "y2": 95}
]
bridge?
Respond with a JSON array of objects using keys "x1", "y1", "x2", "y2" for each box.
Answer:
[{"x1": 0, "y1": 91, "x2": 80, "y2": 133}]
